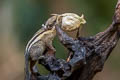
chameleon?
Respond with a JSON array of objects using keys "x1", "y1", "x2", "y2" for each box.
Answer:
[{"x1": 24, "y1": 15, "x2": 57, "y2": 80}]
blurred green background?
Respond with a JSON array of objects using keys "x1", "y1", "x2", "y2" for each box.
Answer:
[{"x1": 0, "y1": 0, "x2": 120, "y2": 80}]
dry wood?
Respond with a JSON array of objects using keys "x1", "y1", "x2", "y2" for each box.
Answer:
[{"x1": 28, "y1": 0, "x2": 120, "y2": 80}]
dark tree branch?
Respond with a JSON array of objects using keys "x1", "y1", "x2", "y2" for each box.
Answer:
[{"x1": 31, "y1": 0, "x2": 120, "y2": 80}]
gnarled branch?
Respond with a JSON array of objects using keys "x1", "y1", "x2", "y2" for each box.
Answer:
[{"x1": 30, "y1": 0, "x2": 120, "y2": 80}]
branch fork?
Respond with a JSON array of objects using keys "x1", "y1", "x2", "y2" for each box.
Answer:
[{"x1": 29, "y1": 0, "x2": 120, "y2": 80}]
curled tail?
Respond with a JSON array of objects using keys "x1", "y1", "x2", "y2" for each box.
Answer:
[{"x1": 24, "y1": 52, "x2": 30, "y2": 80}]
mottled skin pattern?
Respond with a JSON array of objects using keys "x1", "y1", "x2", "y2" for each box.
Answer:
[{"x1": 24, "y1": 16, "x2": 57, "y2": 80}]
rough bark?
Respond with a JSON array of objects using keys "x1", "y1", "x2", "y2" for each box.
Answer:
[{"x1": 31, "y1": 0, "x2": 120, "y2": 80}]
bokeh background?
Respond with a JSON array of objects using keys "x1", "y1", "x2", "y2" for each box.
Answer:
[{"x1": 0, "y1": 0, "x2": 120, "y2": 80}]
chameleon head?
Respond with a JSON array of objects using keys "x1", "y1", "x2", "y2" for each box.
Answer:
[{"x1": 59, "y1": 13, "x2": 86, "y2": 31}]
